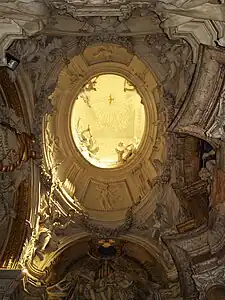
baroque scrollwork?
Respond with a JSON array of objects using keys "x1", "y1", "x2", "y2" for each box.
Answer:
[
  {"x1": 0, "y1": 122, "x2": 36, "y2": 172},
  {"x1": 155, "y1": 0, "x2": 225, "y2": 61},
  {"x1": 9, "y1": 36, "x2": 72, "y2": 94},
  {"x1": 193, "y1": 266, "x2": 225, "y2": 300},
  {"x1": 0, "y1": 0, "x2": 48, "y2": 65},
  {"x1": 0, "y1": 106, "x2": 35, "y2": 226},
  {"x1": 73, "y1": 199, "x2": 145, "y2": 239}
]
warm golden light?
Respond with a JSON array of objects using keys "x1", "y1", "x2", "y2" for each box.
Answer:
[{"x1": 71, "y1": 74, "x2": 145, "y2": 168}]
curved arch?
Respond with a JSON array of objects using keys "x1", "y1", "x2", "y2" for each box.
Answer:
[{"x1": 32, "y1": 232, "x2": 177, "y2": 285}]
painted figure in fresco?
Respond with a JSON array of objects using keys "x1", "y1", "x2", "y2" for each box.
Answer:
[
  {"x1": 78, "y1": 124, "x2": 100, "y2": 159},
  {"x1": 115, "y1": 139, "x2": 139, "y2": 163}
]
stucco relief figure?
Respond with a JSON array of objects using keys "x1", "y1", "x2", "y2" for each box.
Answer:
[
  {"x1": 48, "y1": 268, "x2": 133, "y2": 300},
  {"x1": 161, "y1": 41, "x2": 193, "y2": 105},
  {"x1": 96, "y1": 184, "x2": 116, "y2": 210},
  {"x1": 0, "y1": 122, "x2": 36, "y2": 173},
  {"x1": 199, "y1": 150, "x2": 216, "y2": 206},
  {"x1": 156, "y1": 0, "x2": 225, "y2": 28},
  {"x1": 12, "y1": 35, "x2": 48, "y2": 63},
  {"x1": 47, "y1": 270, "x2": 96, "y2": 300},
  {"x1": 152, "y1": 208, "x2": 163, "y2": 241},
  {"x1": 0, "y1": 109, "x2": 33, "y2": 222},
  {"x1": 146, "y1": 184, "x2": 182, "y2": 242},
  {"x1": 0, "y1": 1, "x2": 48, "y2": 35},
  {"x1": 35, "y1": 195, "x2": 62, "y2": 260},
  {"x1": 47, "y1": 255, "x2": 160, "y2": 299},
  {"x1": 115, "y1": 140, "x2": 138, "y2": 163},
  {"x1": 47, "y1": 272, "x2": 80, "y2": 299},
  {"x1": 78, "y1": 124, "x2": 100, "y2": 159}
]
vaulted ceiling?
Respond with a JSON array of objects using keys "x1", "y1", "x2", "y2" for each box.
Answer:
[{"x1": 1, "y1": 1, "x2": 225, "y2": 300}]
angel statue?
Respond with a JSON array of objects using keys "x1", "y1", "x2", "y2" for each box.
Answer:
[
  {"x1": 34, "y1": 194, "x2": 63, "y2": 260},
  {"x1": 115, "y1": 141, "x2": 137, "y2": 163}
]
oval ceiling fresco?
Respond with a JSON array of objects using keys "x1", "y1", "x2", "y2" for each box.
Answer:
[{"x1": 71, "y1": 74, "x2": 146, "y2": 168}]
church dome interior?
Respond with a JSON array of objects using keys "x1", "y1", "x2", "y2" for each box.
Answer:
[{"x1": 1, "y1": 1, "x2": 225, "y2": 300}]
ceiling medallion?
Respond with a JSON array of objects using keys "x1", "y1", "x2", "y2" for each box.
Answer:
[{"x1": 71, "y1": 74, "x2": 145, "y2": 168}]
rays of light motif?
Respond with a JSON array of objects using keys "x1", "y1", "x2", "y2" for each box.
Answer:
[
  {"x1": 71, "y1": 74, "x2": 145, "y2": 168},
  {"x1": 92, "y1": 96, "x2": 133, "y2": 132}
]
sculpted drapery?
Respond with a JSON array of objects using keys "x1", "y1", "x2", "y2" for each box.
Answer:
[{"x1": 47, "y1": 257, "x2": 159, "y2": 300}]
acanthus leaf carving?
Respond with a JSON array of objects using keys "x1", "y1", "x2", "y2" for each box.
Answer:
[{"x1": 78, "y1": 34, "x2": 133, "y2": 53}]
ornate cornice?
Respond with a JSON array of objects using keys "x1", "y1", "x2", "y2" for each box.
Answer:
[
  {"x1": 48, "y1": 0, "x2": 154, "y2": 18},
  {"x1": 155, "y1": 1, "x2": 225, "y2": 63}
]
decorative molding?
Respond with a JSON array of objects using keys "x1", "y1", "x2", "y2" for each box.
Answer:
[
  {"x1": 206, "y1": 80, "x2": 225, "y2": 141},
  {"x1": 0, "y1": 1, "x2": 48, "y2": 65},
  {"x1": 48, "y1": 0, "x2": 154, "y2": 19},
  {"x1": 169, "y1": 46, "x2": 225, "y2": 145},
  {"x1": 155, "y1": 0, "x2": 225, "y2": 63},
  {"x1": 193, "y1": 265, "x2": 225, "y2": 300}
]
